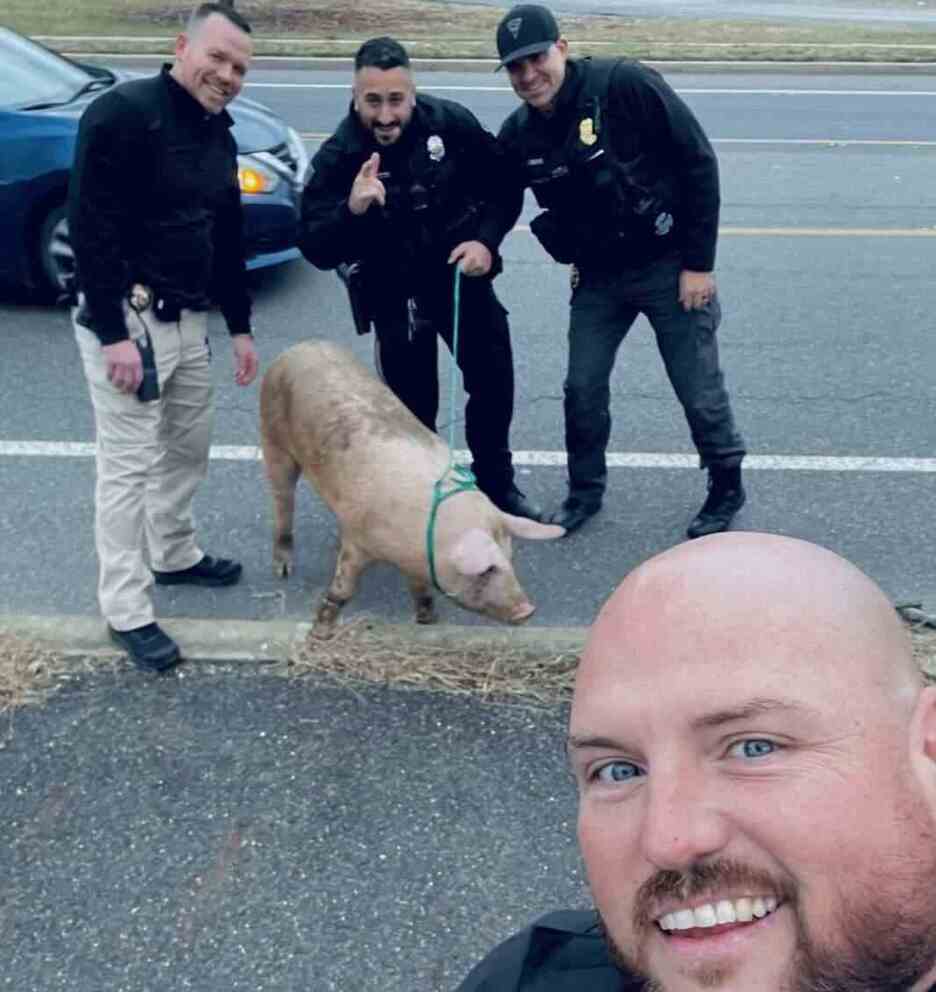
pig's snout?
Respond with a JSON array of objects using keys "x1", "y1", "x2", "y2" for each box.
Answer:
[{"x1": 508, "y1": 601, "x2": 536, "y2": 624}]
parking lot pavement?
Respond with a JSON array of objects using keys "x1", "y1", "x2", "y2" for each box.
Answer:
[{"x1": 2, "y1": 663, "x2": 585, "y2": 992}]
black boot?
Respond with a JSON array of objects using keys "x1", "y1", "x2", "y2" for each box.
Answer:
[
  {"x1": 489, "y1": 484, "x2": 544, "y2": 523},
  {"x1": 687, "y1": 466, "x2": 746, "y2": 539},
  {"x1": 547, "y1": 496, "x2": 602, "y2": 535}
]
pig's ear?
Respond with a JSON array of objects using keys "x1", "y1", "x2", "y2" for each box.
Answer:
[
  {"x1": 501, "y1": 513, "x2": 566, "y2": 541},
  {"x1": 450, "y1": 528, "x2": 510, "y2": 576}
]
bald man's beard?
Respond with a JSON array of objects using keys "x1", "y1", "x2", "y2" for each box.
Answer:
[{"x1": 600, "y1": 844, "x2": 936, "y2": 992}]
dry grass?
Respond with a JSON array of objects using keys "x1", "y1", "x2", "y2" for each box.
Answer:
[
  {"x1": 0, "y1": 630, "x2": 120, "y2": 739},
  {"x1": 290, "y1": 614, "x2": 936, "y2": 705},
  {"x1": 290, "y1": 618, "x2": 580, "y2": 707},
  {"x1": 1, "y1": 615, "x2": 933, "y2": 725},
  {"x1": 0, "y1": 632, "x2": 80, "y2": 746},
  {"x1": 0, "y1": 632, "x2": 67, "y2": 717},
  {"x1": 6, "y1": 0, "x2": 936, "y2": 61},
  {"x1": 911, "y1": 627, "x2": 936, "y2": 683}
]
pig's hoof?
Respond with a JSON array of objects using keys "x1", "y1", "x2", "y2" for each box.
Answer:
[
  {"x1": 315, "y1": 597, "x2": 343, "y2": 630},
  {"x1": 273, "y1": 557, "x2": 292, "y2": 579},
  {"x1": 310, "y1": 621, "x2": 336, "y2": 642},
  {"x1": 413, "y1": 595, "x2": 436, "y2": 625}
]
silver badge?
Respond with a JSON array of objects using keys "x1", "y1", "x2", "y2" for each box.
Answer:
[
  {"x1": 507, "y1": 17, "x2": 523, "y2": 38},
  {"x1": 129, "y1": 284, "x2": 152, "y2": 312},
  {"x1": 655, "y1": 212, "x2": 674, "y2": 236},
  {"x1": 427, "y1": 135, "x2": 445, "y2": 162}
]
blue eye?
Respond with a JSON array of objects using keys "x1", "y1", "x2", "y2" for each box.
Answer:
[
  {"x1": 594, "y1": 761, "x2": 642, "y2": 784},
  {"x1": 731, "y1": 739, "x2": 777, "y2": 759}
]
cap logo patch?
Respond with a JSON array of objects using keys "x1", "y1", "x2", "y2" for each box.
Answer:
[{"x1": 506, "y1": 17, "x2": 523, "y2": 38}]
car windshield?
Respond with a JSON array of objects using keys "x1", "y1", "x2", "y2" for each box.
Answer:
[{"x1": 0, "y1": 27, "x2": 93, "y2": 110}]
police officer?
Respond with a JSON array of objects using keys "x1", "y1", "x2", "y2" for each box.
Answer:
[
  {"x1": 495, "y1": 5, "x2": 746, "y2": 537},
  {"x1": 68, "y1": 3, "x2": 259, "y2": 671},
  {"x1": 299, "y1": 36, "x2": 541, "y2": 522}
]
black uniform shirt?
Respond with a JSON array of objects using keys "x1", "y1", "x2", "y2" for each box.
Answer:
[
  {"x1": 68, "y1": 65, "x2": 251, "y2": 345},
  {"x1": 456, "y1": 911, "x2": 645, "y2": 992},
  {"x1": 498, "y1": 57, "x2": 721, "y2": 273},
  {"x1": 298, "y1": 94, "x2": 517, "y2": 294}
]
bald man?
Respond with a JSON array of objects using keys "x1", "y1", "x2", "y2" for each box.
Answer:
[{"x1": 457, "y1": 533, "x2": 936, "y2": 992}]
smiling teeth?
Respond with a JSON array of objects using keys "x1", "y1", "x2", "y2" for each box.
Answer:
[{"x1": 658, "y1": 896, "x2": 778, "y2": 931}]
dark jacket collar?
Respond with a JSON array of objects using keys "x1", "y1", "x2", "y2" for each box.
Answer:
[
  {"x1": 160, "y1": 63, "x2": 234, "y2": 128},
  {"x1": 550, "y1": 56, "x2": 586, "y2": 118}
]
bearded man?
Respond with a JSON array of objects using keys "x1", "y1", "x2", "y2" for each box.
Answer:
[{"x1": 458, "y1": 532, "x2": 936, "y2": 991}]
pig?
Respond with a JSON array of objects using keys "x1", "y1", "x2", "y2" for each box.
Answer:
[{"x1": 259, "y1": 340, "x2": 565, "y2": 637}]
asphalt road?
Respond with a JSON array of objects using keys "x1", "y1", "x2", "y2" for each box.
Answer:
[
  {"x1": 2, "y1": 68, "x2": 934, "y2": 628},
  {"x1": 1, "y1": 66, "x2": 935, "y2": 992},
  {"x1": 2, "y1": 666, "x2": 579, "y2": 992}
]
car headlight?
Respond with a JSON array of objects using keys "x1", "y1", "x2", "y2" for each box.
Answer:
[{"x1": 237, "y1": 155, "x2": 280, "y2": 195}]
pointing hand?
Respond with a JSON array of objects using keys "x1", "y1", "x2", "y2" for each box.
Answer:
[{"x1": 348, "y1": 152, "x2": 386, "y2": 216}]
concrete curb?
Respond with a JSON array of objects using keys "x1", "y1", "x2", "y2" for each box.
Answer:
[
  {"x1": 1, "y1": 614, "x2": 589, "y2": 664},
  {"x1": 3, "y1": 615, "x2": 932, "y2": 678}
]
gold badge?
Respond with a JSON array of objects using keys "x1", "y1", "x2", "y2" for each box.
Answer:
[{"x1": 579, "y1": 117, "x2": 597, "y2": 146}]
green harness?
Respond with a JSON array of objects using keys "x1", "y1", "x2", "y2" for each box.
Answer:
[{"x1": 425, "y1": 267, "x2": 479, "y2": 594}]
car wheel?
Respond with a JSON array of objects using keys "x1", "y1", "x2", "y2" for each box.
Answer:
[{"x1": 37, "y1": 204, "x2": 75, "y2": 301}]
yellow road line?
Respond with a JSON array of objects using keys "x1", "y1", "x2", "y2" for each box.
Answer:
[
  {"x1": 300, "y1": 133, "x2": 936, "y2": 148},
  {"x1": 720, "y1": 226, "x2": 936, "y2": 236}
]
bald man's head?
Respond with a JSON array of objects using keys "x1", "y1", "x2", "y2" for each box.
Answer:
[
  {"x1": 579, "y1": 532, "x2": 921, "y2": 712},
  {"x1": 569, "y1": 533, "x2": 936, "y2": 992}
]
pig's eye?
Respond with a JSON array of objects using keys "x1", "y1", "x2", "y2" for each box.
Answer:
[{"x1": 480, "y1": 564, "x2": 498, "y2": 581}]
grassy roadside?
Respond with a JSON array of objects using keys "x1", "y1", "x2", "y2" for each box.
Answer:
[
  {"x1": 6, "y1": 0, "x2": 936, "y2": 62},
  {"x1": 3, "y1": 623, "x2": 935, "y2": 723}
]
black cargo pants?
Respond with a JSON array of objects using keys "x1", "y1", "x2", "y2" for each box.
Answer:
[
  {"x1": 372, "y1": 267, "x2": 516, "y2": 499},
  {"x1": 565, "y1": 253, "x2": 745, "y2": 506}
]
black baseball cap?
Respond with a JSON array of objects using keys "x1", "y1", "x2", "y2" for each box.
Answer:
[{"x1": 495, "y1": 4, "x2": 560, "y2": 70}]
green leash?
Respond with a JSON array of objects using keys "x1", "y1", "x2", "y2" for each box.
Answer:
[{"x1": 426, "y1": 266, "x2": 479, "y2": 594}]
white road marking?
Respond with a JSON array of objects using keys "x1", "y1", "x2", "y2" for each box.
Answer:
[
  {"x1": 45, "y1": 38, "x2": 936, "y2": 50},
  {"x1": 713, "y1": 138, "x2": 936, "y2": 146},
  {"x1": 61, "y1": 54, "x2": 936, "y2": 73},
  {"x1": 2, "y1": 442, "x2": 934, "y2": 473},
  {"x1": 248, "y1": 83, "x2": 936, "y2": 96}
]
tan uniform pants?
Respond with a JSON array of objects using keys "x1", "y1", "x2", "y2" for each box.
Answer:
[{"x1": 74, "y1": 304, "x2": 214, "y2": 631}]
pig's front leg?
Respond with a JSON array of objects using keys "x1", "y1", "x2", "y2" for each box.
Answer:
[
  {"x1": 312, "y1": 538, "x2": 369, "y2": 639},
  {"x1": 407, "y1": 577, "x2": 437, "y2": 625}
]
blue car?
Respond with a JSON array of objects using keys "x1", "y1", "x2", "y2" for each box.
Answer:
[{"x1": 0, "y1": 26, "x2": 308, "y2": 299}]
